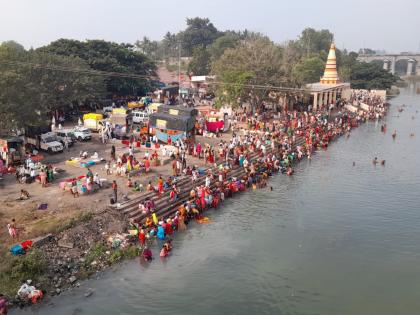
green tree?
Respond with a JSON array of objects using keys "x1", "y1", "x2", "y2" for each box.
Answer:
[
  {"x1": 212, "y1": 36, "x2": 288, "y2": 108},
  {"x1": 178, "y1": 17, "x2": 222, "y2": 56},
  {"x1": 350, "y1": 62, "x2": 399, "y2": 89},
  {"x1": 213, "y1": 70, "x2": 253, "y2": 108},
  {"x1": 281, "y1": 40, "x2": 305, "y2": 85},
  {"x1": 188, "y1": 45, "x2": 211, "y2": 75},
  {"x1": 135, "y1": 36, "x2": 159, "y2": 60},
  {"x1": 358, "y1": 48, "x2": 376, "y2": 55},
  {"x1": 298, "y1": 28, "x2": 334, "y2": 58},
  {"x1": 0, "y1": 42, "x2": 104, "y2": 132},
  {"x1": 207, "y1": 32, "x2": 241, "y2": 60},
  {"x1": 338, "y1": 50, "x2": 358, "y2": 82},
  {"x1": 160, "y1": 32, "x2": 178, "y2": 59},
  {"x1": 38, "y1": 39, "x2": 156, "y2": 97},
  {"x1": 1, "y1": 40, "x2": 25, "y2": 52},
  {"x1": 292, "y1": 56, "x2": 325, "y2": 84}
]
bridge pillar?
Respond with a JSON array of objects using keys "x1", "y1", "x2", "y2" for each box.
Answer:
[
  {"x1": 390, "y1": 57, "x2": 396, "y2": 74},
  {"x1": 407, "y1": 59, "x2": 415, "y2": 76},
  {"x1": 383, "y1": 60, "x2": 390, "y2": 71}
]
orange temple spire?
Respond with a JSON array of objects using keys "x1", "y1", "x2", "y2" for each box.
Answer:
[{"x1": 320, "y1": 43, "x2": 340, "y2": 85}]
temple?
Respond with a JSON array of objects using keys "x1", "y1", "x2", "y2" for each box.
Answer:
[
  {"x1": 320, "y1": 43, "x2": 340, "y2": 84},
  {"x1": 307, "y1": 42, "x2": 350, "y2": 110}
]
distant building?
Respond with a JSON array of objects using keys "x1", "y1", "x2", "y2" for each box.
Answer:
[{"x1": 190, "y1": 75, "x2": 215, "y2": 97}]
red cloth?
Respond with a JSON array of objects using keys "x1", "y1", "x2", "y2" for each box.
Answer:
[
  {"x1": 165, "y1": 223, "x2": 173, "y2": 235},
  {"x1": 21, "y1": 240, "x2": 33, "y2": 250},
  {"x1": 205, "y1": 120, "x2": 224, "y2": 132},
  {"x1": 31, "y1": 154, "x2": 44, "y2": 162},
  {"x1": 138, "y1": 231, "x2": 145, "y2": 246}
]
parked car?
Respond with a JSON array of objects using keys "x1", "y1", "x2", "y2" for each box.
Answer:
[
  {"x1": 54, "y1": 129, "x2": 75, "y2": 147},
  {"x1": 73, "y1": 126, "x2": 92, "y2": 141},
  {"x1": 132, "y1": 110, "x2": 149, "y2": 124},
  {"x1": 25, "y1": 132, "x2": 64, "y2": 153}
]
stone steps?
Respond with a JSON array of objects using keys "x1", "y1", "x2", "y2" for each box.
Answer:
[{"x1": 121, "y1": 148, "x2": 272, "y2": 224}]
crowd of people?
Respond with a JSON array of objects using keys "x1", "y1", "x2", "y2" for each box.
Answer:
[
  {"x1": 127, "y1": 94, "x2": 389, "y2": 262},
  {"x1": 14, "y1": 158, "x2": 55, "y2": 186},
  {"x1": 351, "y1": 89, "x2": 385, "y2": 107}
]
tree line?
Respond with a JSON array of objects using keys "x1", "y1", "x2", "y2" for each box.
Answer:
[
  {"x1": 0, "y1": 17, "x2": 399, "y2": 132},
  {"x1": 137, "y1": 18, "x2": 399, "y2": 107},
  {"x1": 0, "y1": 40, "x2": 157, "y2": 131}
]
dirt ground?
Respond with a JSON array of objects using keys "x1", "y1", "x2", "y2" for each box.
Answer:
[{"x1": 0, "y1": 130, "x2": 231, "y2": 252}]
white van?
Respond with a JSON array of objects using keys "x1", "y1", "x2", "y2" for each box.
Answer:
[
  {"x1": 73, "y1": 126, "x2": 92, "y2": 141},
  {"x1": 132, "y1": 110, "x2": 149, "y2": 124}
]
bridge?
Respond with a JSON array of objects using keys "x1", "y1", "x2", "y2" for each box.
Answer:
[{"x1": 358, "y1": 53, "x2": 420, "y2": 76}]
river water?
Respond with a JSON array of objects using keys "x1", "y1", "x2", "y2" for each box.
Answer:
[{"x1": 13, "y1": 87, "x2": 420, "y2": 315}]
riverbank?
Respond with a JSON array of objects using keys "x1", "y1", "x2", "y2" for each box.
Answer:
[
  {"x1": 9, "y1": 89, "x2": 420, "y2": 315},
  {"x1": 1, "y1": 96, "x2": 389, "y2": 310}
]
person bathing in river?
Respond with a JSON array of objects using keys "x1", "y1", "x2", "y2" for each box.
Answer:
[
  {"x1": 142, "y1": 247, "x2": 152, "y2": 261},
  {"x1": 160, "y1": 245, "x2": 169, "y2": 257},
  {"x1": 392, "y1": 130, "x2": 397, "y2": 140},
  {"x1": 138, "y1": 228, "x2": 146, "y2": 247}
]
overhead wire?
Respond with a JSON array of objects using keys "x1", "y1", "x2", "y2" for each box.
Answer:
[{"x1": 0, "y1": 59, "x2": 306, "y2": 93}]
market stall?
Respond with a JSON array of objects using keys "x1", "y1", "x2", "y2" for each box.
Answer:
[{"x1": 0, "y1": 137, "x2": 24, "y2": 167}]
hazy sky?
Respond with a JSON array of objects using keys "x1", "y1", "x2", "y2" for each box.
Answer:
[{"x1": 1, "y1": 0, "x2": 419, "y2": 53}]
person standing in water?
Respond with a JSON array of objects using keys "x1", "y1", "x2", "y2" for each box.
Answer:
[{"x1": 392, "y1": 130, "x2": 397, "y2": 140}]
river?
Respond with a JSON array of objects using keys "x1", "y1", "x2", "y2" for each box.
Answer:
[{"x1": 13, "y1": 87, "x2": 420, "y2": 315}]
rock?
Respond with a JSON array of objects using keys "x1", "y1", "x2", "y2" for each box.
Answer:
[
  {"x1": 59, "y1": 240, "x2": 74, "y2": 249},
  {"x1": 32, "y1": 234, "x2": 53, "y2": 247},
  {"x1": 79, "y1": 258, "x2": 85, "y2": 263},
  {"x1": 69, "y1": 276, "x2": 77, "y2": 284},
  {"x1": 56, "y1": 288, "x2": 61, "y2": 295},
  {"x1": 91, "y1": 261, "x2": 97, "y2": 266},
  {"x1": 84, "y1": 288, "x2": 94, "y2": 298}
]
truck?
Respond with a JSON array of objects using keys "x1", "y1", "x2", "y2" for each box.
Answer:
[
  {"x1": 83, "y1": 113, "x2": 105, "y2": 132},
  {"x1": 132, "y1": 110, "x2": 149, "y2": 124},
  {"x1": 109, "y1": 108, "x2": 133, "y2": 139},
  {"x1": 25, "y1": 132, "x2": 64, "y2": 153}
]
